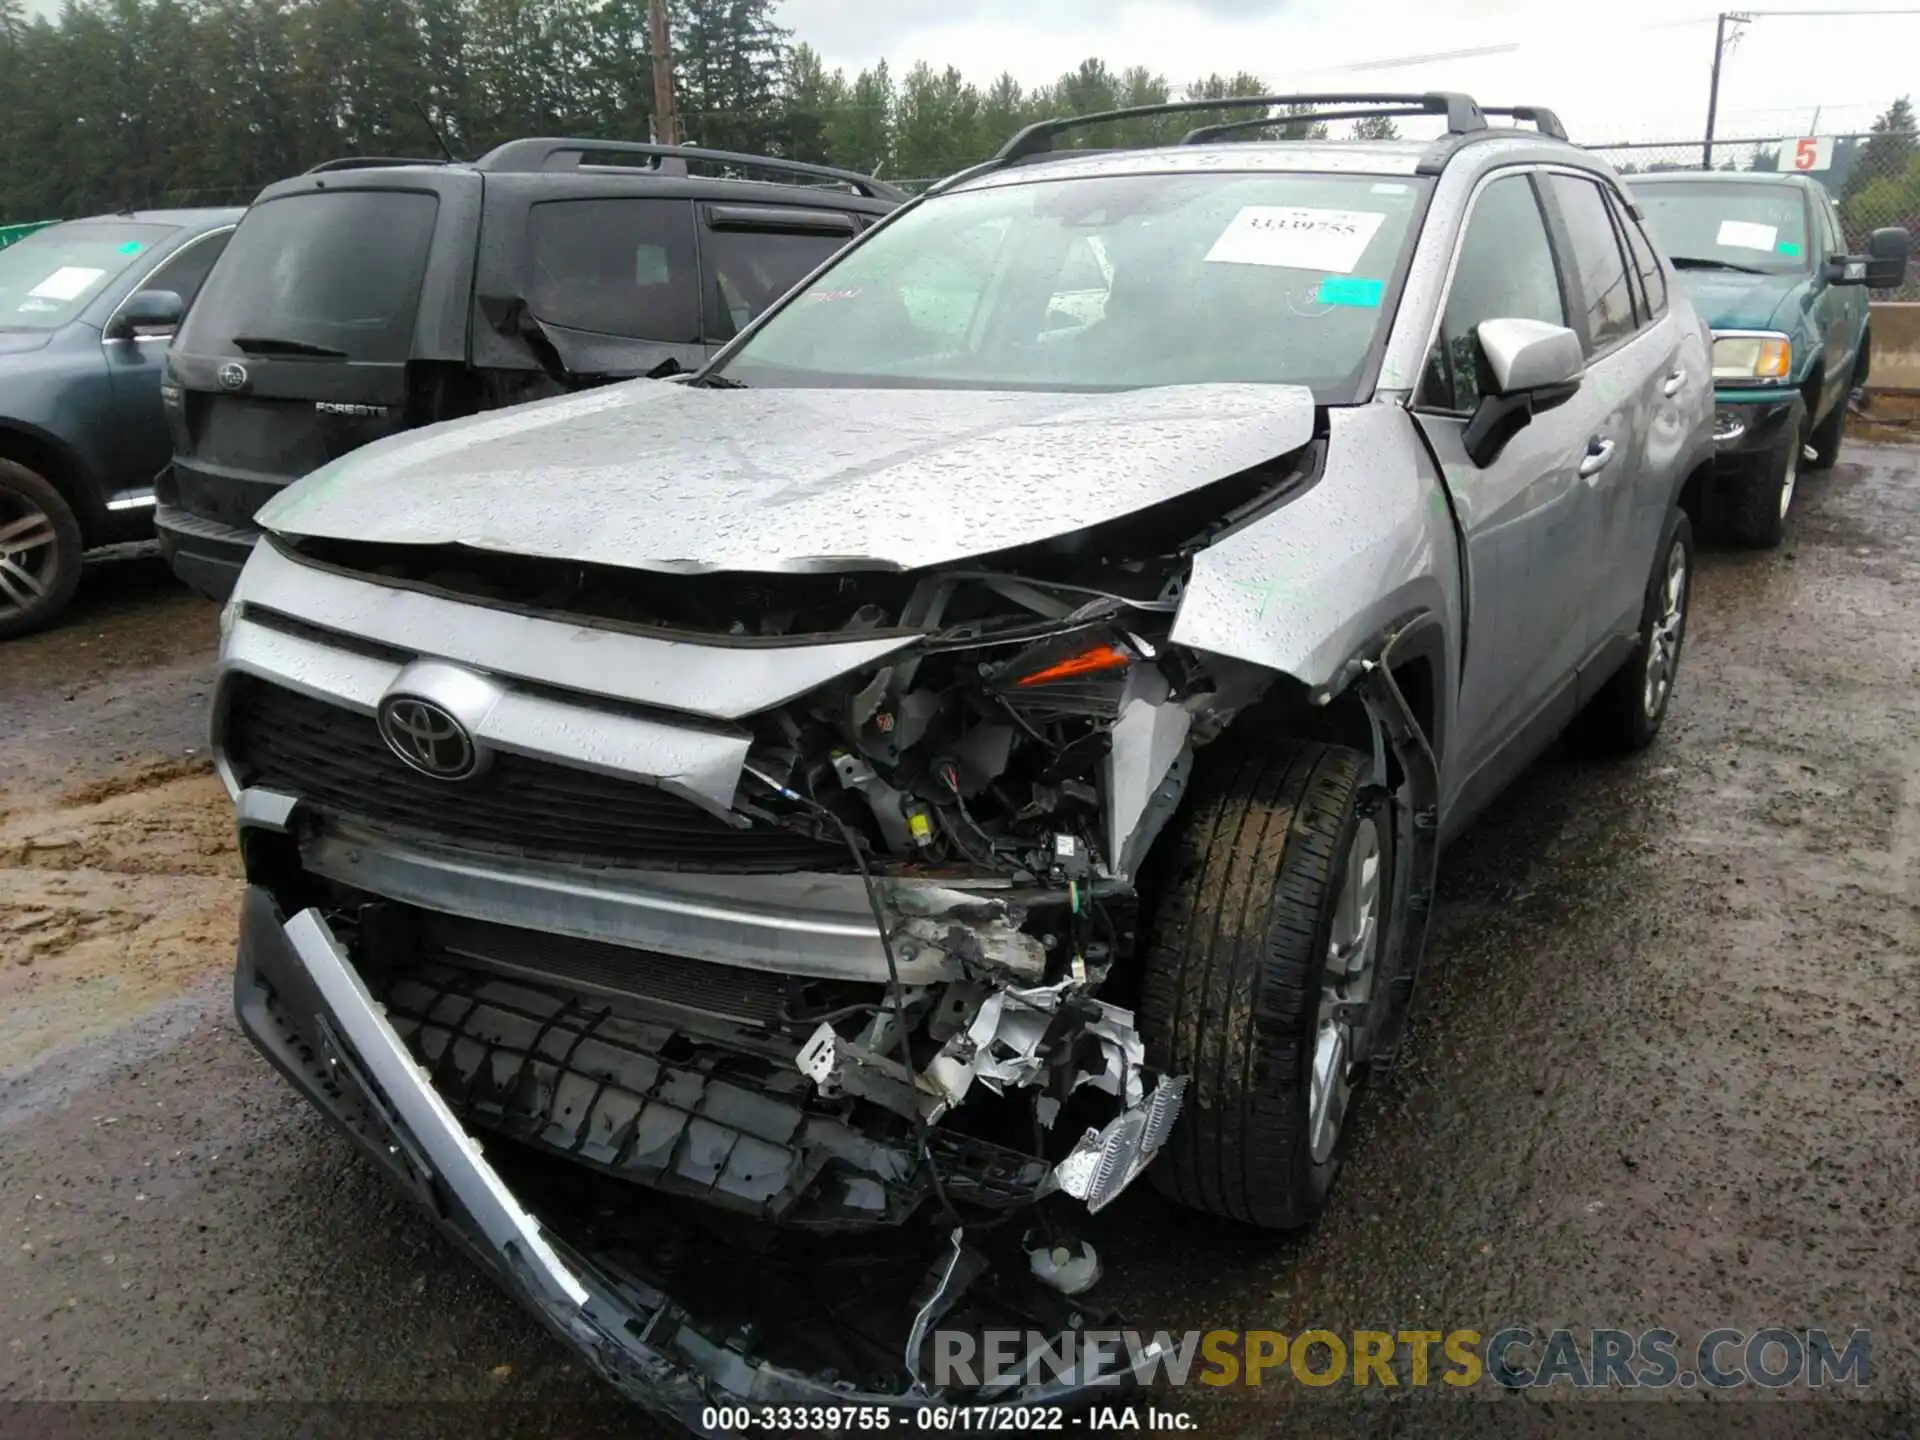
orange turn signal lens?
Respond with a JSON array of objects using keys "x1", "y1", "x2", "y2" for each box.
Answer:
[{"x1": 1014, "y1": 644, "x2": 1133, "y2": 687}]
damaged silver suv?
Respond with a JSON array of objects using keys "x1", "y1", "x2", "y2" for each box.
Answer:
[{"x1": 212, "y1": 91, "x2": 1713, "y2": 1426}]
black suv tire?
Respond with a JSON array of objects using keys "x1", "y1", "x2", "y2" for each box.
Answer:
[
  {"x1": 1805, "y1": 397, "x2": 1847, "y2": 472},
  {"x1": 0, "y1": 460, "x2": 84, "y2": 641},
  {"x1": 1140, "y1": 740, "x2": 1391, "y2": 1230},
  {"x1": 1723, "y1": 438, "x2": 1796, "y2": 549}
]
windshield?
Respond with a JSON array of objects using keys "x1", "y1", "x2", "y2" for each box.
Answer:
[
  {"x1": 0, "y1": 221, "x2": 175, "y2": 331},
  {"x1": 1631, "y1": 181, "x2": 1811, "y2": 275},
  {"x1": 715, "y1": 170, "x2": 1427, "y2": 398},
  {"x1": 175, "y1": 189, "x2": 438, "y2": 363}
]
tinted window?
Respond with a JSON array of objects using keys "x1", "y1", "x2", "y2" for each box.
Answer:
[
  {"x1": 177, "y1": 191, "x2": 438, "y2": 363},
  {"x1": 528, "y1": 198, "x2": 698, "y2": 343},
  {"x1": 1628, "y1": 180, "x2": 1811, "y2": 276},
  {"x1": 1548, "y1": 175, "x2": 1639, "y2": 353},
  {"x1": 0, "y1": 221, "x2": 175, "y2": 331},
  {"x1": 144, "y1": 231, "x2": 230, "y2": 313},
  {"x1": 719, "y1": 171, "x2": 1428, "y2": 401},
  {"x1": 705, "y1": 225, "x2": 847, "y2": 340},
  {"x1": 1612, "y1": 196, "x2": 1667, "y2": 318},
  {"x1": 1422, "y1": 174, "x2": 1567, "y2": 412}
]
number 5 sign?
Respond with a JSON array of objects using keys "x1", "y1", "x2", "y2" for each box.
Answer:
[{"x1": 1777, "y1": 136, "x2": 1836, "y2": 172}]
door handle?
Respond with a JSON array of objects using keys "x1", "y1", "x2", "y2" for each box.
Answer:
[
  {"x1": 1578, "y1": 438, "x2": 1616, "y2": 479},
  {"x1": 1663, "y1": 368, "x2": 1687, "y2": 397}
]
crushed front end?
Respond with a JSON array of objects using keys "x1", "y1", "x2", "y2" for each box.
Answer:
[{"x1": 210, "y1": 465, "x2": 1308, "y2": 1422}]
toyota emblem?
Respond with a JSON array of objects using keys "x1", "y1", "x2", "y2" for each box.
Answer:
[
  {"x1": 376, "y1": 696, "x2": 481, "y2": 780},
  {"x1": 216, "y1": 361, "x2": 249, "y2": 393}
]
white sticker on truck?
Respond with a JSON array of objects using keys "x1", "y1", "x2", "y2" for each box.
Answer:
[
  {"x1": 1716, "y1": 220, "x2": 1779, "y2": 252},
  {"x1": 1204, "y1": 206, "x2": 1386, "y2": 274}
]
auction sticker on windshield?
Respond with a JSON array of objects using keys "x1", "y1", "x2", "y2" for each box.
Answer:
[
  {"x1": 28, "y1": 266, "x2": 106, "y2": 302},
  {"x1": 1205, "y1": 206, "x2": 1385, "y2": 274},
  {"x1": 1716, "y1": 220, "x2": 1779, "y2": 252}
]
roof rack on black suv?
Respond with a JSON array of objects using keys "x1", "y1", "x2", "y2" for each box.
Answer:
[
  {"x1": 303, "y1": 156, "x2": 452, "y2": 174},
  {"x1": 154, "y1": 139, "x2": 899, "y2": 603},
  {"x1": 471, "y1": 138, "x2": 907, "y2": 200}
]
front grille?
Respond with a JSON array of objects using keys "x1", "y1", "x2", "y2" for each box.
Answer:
[{"x1": 223, "y1": 675, "x2": 850, "y2": 871}]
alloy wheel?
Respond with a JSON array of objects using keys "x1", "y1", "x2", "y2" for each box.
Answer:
[
  {"x1": 0, "y1": 495, "x2": 58, "y2": 621},
  {"x1": 1642, "y1": 538, "x2": 1689, "y2": 721},
  {"x1": 1309, "y1": 815, "x2": 1383, "y2": 1164}
]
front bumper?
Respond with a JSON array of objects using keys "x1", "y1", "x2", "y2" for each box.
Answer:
[
  {"x1": 1710, "y1": 390, "x2": 1805, "y2": 467},
  {"x1": 233, "y1": 888, "x2": 1161, "y2": 1430}
]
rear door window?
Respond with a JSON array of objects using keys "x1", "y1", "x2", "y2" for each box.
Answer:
[
  {"x1": 1546, "y1": 174, "x2": 1640, "y2": 355},
  {"x1": 1613, "y1": 197, "x2": 1667, "y2": 318},
  {"x1": 527, "y1": 198, "x2": 699, "y2": 344},
  {"x1": 175, "y1": 191, "x2": 438, "y2": 362},
  {"x1": 702, "y1": 207, "x2": 858, "y2": 340},
  {"x1": 0, "y1": 221, "x2": 175, "y2": 330}
]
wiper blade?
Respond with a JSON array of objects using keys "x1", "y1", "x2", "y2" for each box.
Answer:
[
  {"x1": 1668, "y1": 256, "x2": 1767, "y2": 274},
  {"x1": 691, "y1": 372, "x2": 749, "y2": 389},
  {"x1": 230, "y1": 335, "x2": 349, "y2": 358}
]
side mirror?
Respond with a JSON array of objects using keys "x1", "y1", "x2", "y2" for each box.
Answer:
[
  {"x1": 108, "y1": 289, "x2": 185, "y2": 340},
  {"x1": 1463, "y1": 317, "x2": 1585, "y2": 468},
  {"x1": 1865, "y1": 226, "x2": 1912, "y2": 290}
]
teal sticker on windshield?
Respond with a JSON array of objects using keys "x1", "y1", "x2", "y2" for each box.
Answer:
[
  {"x1": 118, "y1": 241, "x2": 144, "y2": 255},
  {"x1": 1318, "y1": 276, "x2": 1385, "y2": 307},
  {"x1": 1777, "y1": 240, "x2": 1802, "y2": 256}
]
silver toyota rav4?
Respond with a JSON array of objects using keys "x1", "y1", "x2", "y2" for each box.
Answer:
[{"x1": 212, "y1": 93, "x2": 1713, "y2": 1425}]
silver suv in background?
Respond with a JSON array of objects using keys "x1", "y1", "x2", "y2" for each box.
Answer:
[{"x1": 210, "y1": 92, "x2": 1713, "y2": 1426}]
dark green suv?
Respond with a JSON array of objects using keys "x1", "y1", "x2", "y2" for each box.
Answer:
[{"x1": 1629, "y1": 171, "x2": 1911, "y2": 547}]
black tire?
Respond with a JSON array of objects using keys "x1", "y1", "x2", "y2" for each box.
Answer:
[
  {"x1": 1579, "y1": 508, "x2": 1694, "y2": 755},
  {"x1": 0, "y1": 460, "x2": 84, "y2": 641},
  {"x1": 1140, "y1": 740, "x2": 1393, "y2": 1230},
  {"x1": 1722, "y1": 438, "x2": 1795, "y2": 549},
  {"x1": 1805, "y1": 395, "x2": 1846, "y2": 472}
]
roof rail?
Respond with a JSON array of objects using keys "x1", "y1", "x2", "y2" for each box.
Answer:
[
  {"x1": 996, "y1": 91, "x2": 1486, "y2": 161},
  {"x1": 471, "y1": 138, "x2": 905, "y2": 200},
  {"x1": 1480, "y1": 105, "x2": 1569, "y2": 140},
  {"x1": 1180, "y1": 105, "x2": 1437, "y2": 145},
  {"x1": 303, "y1": 156, "x2": 451, "y2": 175}
]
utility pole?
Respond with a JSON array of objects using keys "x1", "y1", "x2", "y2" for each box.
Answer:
[
  {"x1": 1702, "y1": 11, "x2": 1750, "y2": 170},
  {"x1": 649, "y1": 0, "x2": 678, "y2": 146}
]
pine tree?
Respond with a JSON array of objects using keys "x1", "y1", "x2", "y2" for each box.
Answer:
[
  {"x1": 1352, "y1": 114, "x2": 1400, "y2": 141},
  {"x1": 1843, "y1": 96, "x2": 1916, "y2": 208},
  {"x1": 676, "y1": 0, "x2": 789, "y2": 155}
]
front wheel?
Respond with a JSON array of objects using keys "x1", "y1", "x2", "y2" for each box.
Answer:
[
  {"x1": 1140, "y1": 740, "x2": 1393, "y2": 1230},
  {"x1": 1805, "y1": 397, "x2": 1846, "y2": 473},
  {"x1": 1723, "y1": 438, "x2": 1796, "y2": 549},
  {"x1": 0, "y1": 460, "x2": 84, "y2": 641}
]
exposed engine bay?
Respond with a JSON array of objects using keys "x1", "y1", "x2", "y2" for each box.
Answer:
[
  {"x1": 215, "y1": 421, "x2": 1461, "y2": 1427},
  {"x1": 263, "y1": 451, "x2": 1315, "y2": 1238}
]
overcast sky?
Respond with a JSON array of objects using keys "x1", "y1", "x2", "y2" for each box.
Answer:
[{"x1": 777, "y1": 0, "x2": 1920, "y2": 143}]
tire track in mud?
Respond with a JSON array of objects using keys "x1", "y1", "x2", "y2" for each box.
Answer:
[{"x1": 0, "y1": 759, "x2": 241, "y2": 1076}]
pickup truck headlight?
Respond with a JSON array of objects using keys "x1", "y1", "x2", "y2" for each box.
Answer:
[{"x1": 1711, "y1": 332, "x2": 1792, "y2": 383}]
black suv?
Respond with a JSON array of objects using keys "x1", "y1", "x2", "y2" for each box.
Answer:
[{"x1": 155, "y1": 140, "x2": 901, "y2": 600}]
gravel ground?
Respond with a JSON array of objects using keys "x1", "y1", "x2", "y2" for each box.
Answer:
[{"x1": 2, "y1": 439, "x2": 1918, "y2": 1436}]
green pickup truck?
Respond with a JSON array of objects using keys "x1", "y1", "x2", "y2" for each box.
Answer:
[{"x1": 1629, "y1": 171, "x2": 1911, "y2": 547}]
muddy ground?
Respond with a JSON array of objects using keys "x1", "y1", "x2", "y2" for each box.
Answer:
[{"x1": 1, "y1": 440, "x2": 1917, "y2": 1435}]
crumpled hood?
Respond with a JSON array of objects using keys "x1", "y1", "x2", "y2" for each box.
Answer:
[
  {"x1": 0, "y1": 329, "x2": 56, "y2": 358},
  {"x1": 1671, "y1": 269, "x2": 1804, "y2": 334},
  {"x1": 258, "y1": 379, "x2": 1317, "y2": 574}
]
